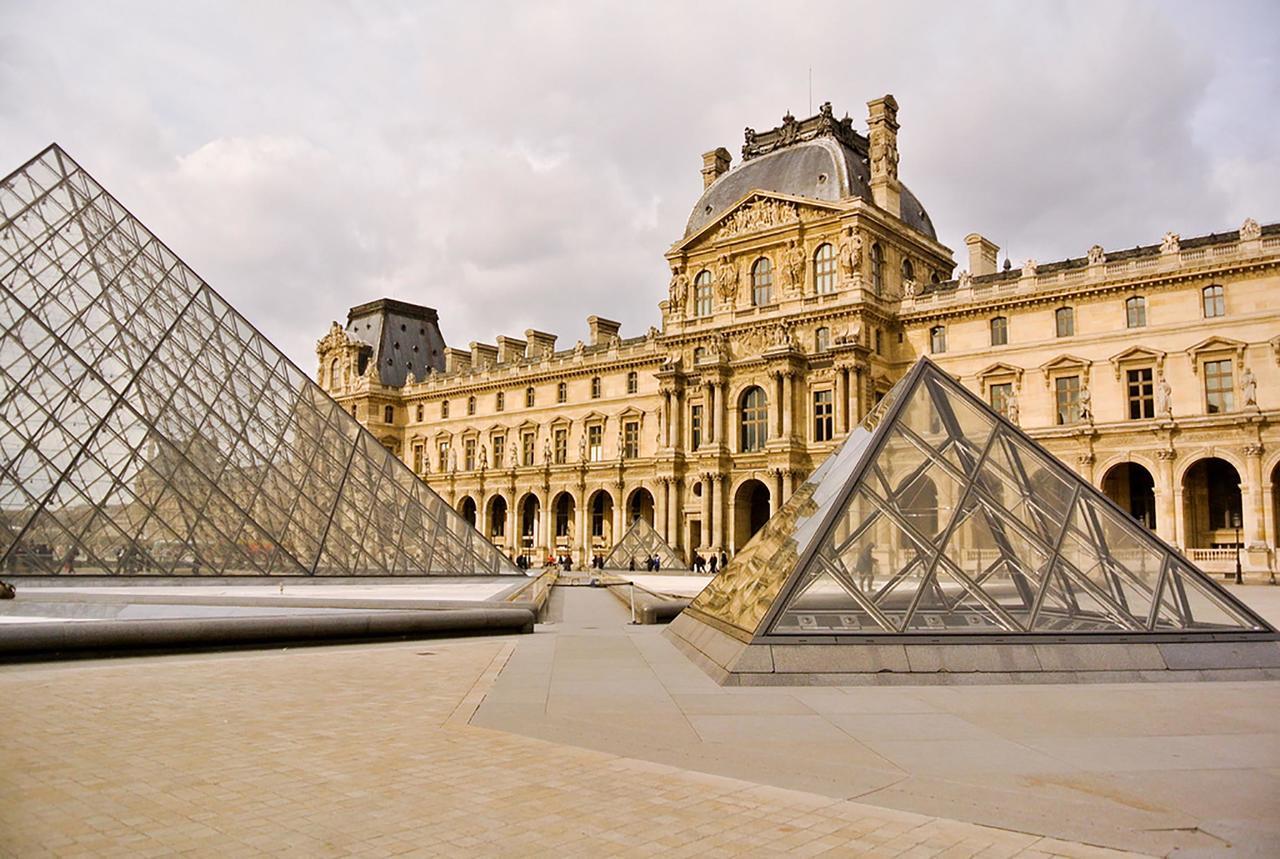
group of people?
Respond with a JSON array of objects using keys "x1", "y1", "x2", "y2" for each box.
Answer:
[
  {"x1": 626, "y1": 555, "x2": 664, "y2": 571},
  {"x1": 690, "y1": 550, "x2": 729, "y2": 574}
]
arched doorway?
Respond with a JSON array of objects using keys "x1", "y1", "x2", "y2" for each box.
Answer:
[
  {"x1": 588, "y1": 489, "x2": 614, "y2": 552},
  {"x1": 552, "y1": 491, "x2": 575, "y2": 551},
  {"x1": 1182, "y1": 458, "x2": 1242, "y2": 548},
  {"x1": 627, "y1": 487, "x2": 655, "y2": 526},
  {"x1": 733, "y1": 479, "x2": 771, "y2": 551},
  {"x1": 459, "y1": 496, "x2": 477, "y2": 528},
  {"x1": 519, "y1": 494, "x2": 541, "y2": 556},
  {"x1": 1102, "y1": 462, "x2": 1156, "y2": 529},
  {"x1": 488, "y1": 496, "x2": 508, "y2": 544}
]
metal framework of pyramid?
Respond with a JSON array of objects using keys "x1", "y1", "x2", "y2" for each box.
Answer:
[
  {"x1": 671, "y1": 358, "x2": 1275, "y2": 683},
  {"x1": 604, "y1": 516, "x2": 687, "y2": 571},
  {"x1": 0, "y1": 145, "x2": 517, "y2": 577}
]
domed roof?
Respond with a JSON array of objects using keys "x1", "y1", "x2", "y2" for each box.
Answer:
[{"x1": 684, "y1": 108, "x2": 936, "y2": 241}]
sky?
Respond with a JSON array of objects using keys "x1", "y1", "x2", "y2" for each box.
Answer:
[{"x1": 2, "y1": 0, "x2": 1277, "y2": 371}]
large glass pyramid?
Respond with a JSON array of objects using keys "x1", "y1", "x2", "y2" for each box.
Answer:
[
  {"x1": 0, "y1": 145, "x2": 517, "y2": 577},
  {"x1": 604, "y1": 516, "x2": 687, "y2": 571},
  {"x1": 688, "y1": 358, "x2": 1271, "y2": 640}
]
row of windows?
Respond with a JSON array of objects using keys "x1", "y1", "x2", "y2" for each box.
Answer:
[
  {"x1": 416, "y1": 418, "x2": 645, "y2": 473},
  {"x1": 403, "y1": 372, "x2": 642, "y2": 422},
  {"x1": 931, "y1": 286, "x2": 1227, "y2": 354},
  {"x1": 988, "y1": 361, "x2": 1240, "y2": 426}
]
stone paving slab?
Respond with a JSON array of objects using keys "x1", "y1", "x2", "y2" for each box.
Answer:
[{"x1": 0, "y1": 631, "x2": 1144, "y2": 858}]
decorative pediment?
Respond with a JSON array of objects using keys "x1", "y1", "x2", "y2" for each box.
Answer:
[
  {"x1": 617, "y1": 406, "x2": 645, "y2": 422},
  {"x1": 1039, "y1": 354, "x2": 1091, "y2": 387},
  {"x1": 1186, "y1": 336, "x2": 1247, "y2": 373},
  {"x1": 549, "y1": 415, "x2": 573, "y2": 430},
  {"x1": 975, "y1": 362, "x2": 1024, "y2": 394},
  {"x1": 1109, "y1": 346, "x2": 1166, "y2": 380},
  {"x1": 516, "y1": 419, "x2": 540, "y2": 432},
  {"x1": 674, "y1": 191, "x2": 842, "y2": 251},
  {"x1": 581, "y1": 410, "x2": 608, "y2": 426}
]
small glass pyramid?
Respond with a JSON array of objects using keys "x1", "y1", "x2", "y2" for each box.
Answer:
[
  {"x1": 688, "y1": 358, "x2": 1270, "y2": 639},
  {"x1": 0, "y1": 145, "x2": 517, "y2": 577},
  {"x1": 604, "y1": 516, "x2": 687, "y2": 570}
]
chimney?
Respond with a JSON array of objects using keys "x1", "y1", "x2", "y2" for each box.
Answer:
[
  {"x1": 443, "y1": 347, "x2": 471, "y2": 373},
  {"x1": 524, "y1": 329, "x2": 558, "y2": 359},
  {"x1": 495, "y1": 335, "x2": 527, "y2": 364},
  {"x1": 866, "y1": 95, "x2": 901, "y2": 218},
  {"x1": 587, "y1": 315, "x2": 621, "y2": 347},
  {"x1": 469, "y1": 341, "x2": 498, "y2": 369},
  {"x1": 964, "y1": 234, "x2": 1000, "y2": 277},
  {"x1": 701, "y1": 147, "x2": 731, "y2": 189}
]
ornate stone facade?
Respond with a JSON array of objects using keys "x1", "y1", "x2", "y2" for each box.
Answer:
[{"x1": 317, "y1": 95, "x2": 1280, "y2": 577}]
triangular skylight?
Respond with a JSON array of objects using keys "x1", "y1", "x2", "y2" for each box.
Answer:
[
  {"x1": 604, "y1": 516, "x2": 687, "y2": 570},
  {"x1": 0, "y1": 145, "x2": 517, "y2": 577},
  {"x1": 687, "y1": 358, "x2": 1270, "y2": 639}
]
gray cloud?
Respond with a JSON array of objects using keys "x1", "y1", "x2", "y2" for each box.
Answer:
[{"x1": 2, "y1": 0, "x2": 1276, "y2": 370}]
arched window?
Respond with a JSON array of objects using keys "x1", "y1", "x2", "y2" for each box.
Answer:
[
  {"x1": 329, "y1": 358, "x2": 339, "y2": 390},
  {"x1": 901, "y1": 257, "x2": 915, "y2": 285},
  {"x1": 751, "y1": 257, "x2": 773, "y2": 306},
  {"x1": 929, "y1": 325, "x2": 946, "y2": 354},
  {"x1": 813, "y1": 243, "x2": 836, "y2": 294},
  {"x1": 990, "y1": 316, "x2": 1008, "y2": 346},
  {"x1": 815, "y1": 326, "x2": 830, "y2": 352},
  {"x1": 466, "y1": 395, "x2": 476, "y2": 416},
  {"x1": 1202, "y1": 285, "x2": 1224, "y2": 318},
  {"x1": 1055, "y1": 307, "x2": 1075, "y2": 337},
  {"x1": 496, "y1": 391, "x2": 505, "y2": 411},
  {"x1": 695, "y1": 270, "x2": 713, "y2": 317},
  {"x1": 440, "y1": 401, "x2": 449, "y2": 419},
  {"x1": 591, "y1": 377, "x2": 601, "y2": 399},
  {"x1": 870, "y1": 243, "x2": 884, "y2": 294},
  {"x1": 693, "y1": 347, "x2": 706, "y2": 364},
  {"x1": 1126, "y1": 296, "x2": 1147, "y2": 328},
  {"x1": 740, "y1": 386, "x2": 768, "y2": 452},
  {"x1": 626, "y1": 371, "x2": 638, "y2": 394},
  {"x1": 525, "y1": 386, "x2": 535, "y2": 408},
  {"x1": 557, "y1": 381, "x2": 567, "y2": 403}
]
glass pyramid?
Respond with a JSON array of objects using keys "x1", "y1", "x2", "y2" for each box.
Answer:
[
  {"x1": 604, "y1": 516, "x2": 687, "y2": 570},
  {"x1": 0, "y1": 145, "x2": 517, "y2": 577},
  {"x1": 688, "y1": 358, "x2": 1271, "y2": 640}
]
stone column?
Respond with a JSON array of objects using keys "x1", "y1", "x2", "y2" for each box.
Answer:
[
  {"x1": 713, "y1": 474, "x2": 725, "y2": 552},
  {"x1": 835, "y1": 369, "x2": 847, "y2": 435},
  {"x1": 1244, "y1": 443, "x2": 1266, "y2": 547},
  {"x1": 771, "y1": 469, "x2": 783, "y2": 515},
  {"x1": 668, "y1": 479, "x2": 681, "y2": 552},
  {"x1": 612, "y1": 484, "x2": 624, "y2": 550},
  {"x1": 576, "y1": 491, "x2": 588, "y2": 567},
  {"x1": 773, "y1": 372, "x2": 784, "y2": 437},
  {"x1": 675, "y1": 389, "x2": 685, "y2": 450},
  {"x1": 782, "y1": 372, "x2": 795, "y2": 441},
  {"x1": 539, "y1": 493, "x2": 552, "y2": 559},
  {"x1": 477, "y1": 496, "x2": 488, "y2": 544},
  {"x1": 507, "y1": 498, "x2": 518, "y2": 556},
  {"x1": 1155, "y1": 450, "x2": 1177, "y2": 546},
  {"x1": 701, "y1": 473, "x2": 713, "y2": 550},
  {"x1": 712, "y1": 383, "x2": 724, "y2": 447},
  {"x1": 655, "y1": 478, "x2": 669, "y2": 542}
]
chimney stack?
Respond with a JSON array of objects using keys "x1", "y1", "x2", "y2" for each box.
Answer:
[
  {"x1": 524, "y1": 329, "x2": 558, "y2": 359},
  {"x1": 701, "y1": 148, "x2": 731, "y2": 189},
  {"x1": 587, "y1": 315, "x2": 621, "y2": 347},
  {"x1": 866, "y1": 95, "x2": 901, "y2": 218},
  {"x1": 964, "y1": 234, "x2": 1000, "y2": 277}
]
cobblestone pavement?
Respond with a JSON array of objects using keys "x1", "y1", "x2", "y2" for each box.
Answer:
[{"x1": 0, "y1": 636, "x2": 1145, "y2": 858}]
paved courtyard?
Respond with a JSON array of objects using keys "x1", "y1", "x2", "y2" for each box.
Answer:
[{"x1": 1, "y1": 585, "x2": 1277, "y2": 857}]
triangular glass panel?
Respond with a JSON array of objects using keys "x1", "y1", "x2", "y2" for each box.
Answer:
[
  {"x1": 0, "y1": 145, "x2": 518, "y2": 578},
  {"x1": 604, "y1": 516, "x2": 686, "y2": 570}
]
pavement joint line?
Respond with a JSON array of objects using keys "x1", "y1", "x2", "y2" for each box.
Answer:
[{"x1": 444, "y1": 638, "x2": 516, "y2": 728}]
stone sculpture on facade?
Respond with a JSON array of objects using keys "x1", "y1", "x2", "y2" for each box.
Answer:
[
  {"x1": 1243, "y1": 366, "x2": 1258, "y2": 408},
  {"x1": 715, "y1": 255, "x2": 739, "y2": 303},
  {"x1": 1005, "y1": 387, "x2": 1020, "y2": 426},
  {"x1": 1241, "y1": 218, "x2": 1262, "y2": 242},
  {"x1": 1088, "y1": 244, "x2": 1106, "y2": 265},
  {"x1": 1079, "y1": 384, "x2": 1092, "y2": 422},
  {"x1": 957, "y1": 270, "x2": 973, "y2": 289},
  {"x1": 837, "y1": 228, "x2": 862, "y2": 282},
  {"x1": 668, "y1": 267, "x2": 688, "y2": 314},
  {"x1": 714, "y1": 198, "x2": 799, "y2": 241},
  {"x1": 783, "y1": 240, "x2": 805, "y2": 296},
  {"x1": 1023, "y1": 259, "x2": 1038, "y2": 278},
  {"x1": 1161, "y1": 232, "x2": 1181, "y2": 255},
  {"x1": 1156, "y1": 373, "x2": 1174, "y2": 418}
]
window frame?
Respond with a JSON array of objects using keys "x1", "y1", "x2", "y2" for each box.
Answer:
[
  {"x1": 587, "y1": 423, "x2": 604, "y2": 462},
  {"x1": 1203, "y1": 358, "x2": 1234, "y2": 414},
  {"x1": 385, "y1": 405, "x2": 396, "y2": 424},
  {"x1": 1055, "y1": 306, "x2": 1075, "y2": 338},
  {"x1": 870, "y1": 243, "x2": 884, "y2": 294},
  {"x1": 557, "y1": 381, "x2": 567, "y2": 403},
  {"x1": 739, "y1": 386, "x2": 768, "y2": 452},
  {"x1": 814, "y1": 243, "x2": 837, "y2": 294},
  {"x1": 1125, "y1": 296, "x2": 1147, "y2": 329},
  {"x1": 990, "y1": 316, "x2": 1008, "y2": 347},
  {"x1": 553, "y1": 427, "x2": 568, "y2": 464},
  {"x1": 815, "y1": 326, "x2": 830, "y2": 352},
  {"x1": 751, "y1": 257, "x2": 774, "y2": 307},
  {"x1": 989, "y1": 382, "x2": 1014, "y2": 419},
  {"x1": 626, "y1": 371, "x2": 638, "y2": 394},
  {"x1": 524, "y1": 386, "x2": 535, "y2": 408},
  {"x1": 813, "y1": 388, "x2": 834, "y2": 442},
  {"x1": 590, "y1": 376, "x2": 601, "y2": 399},
  {"x1": 1054, "y1": 375, "x2": 1081, "y2": 425},
  {"x1": 929, "y1": 325, "x2": 946, "y2": 354},
  {"x1": 1126, "y1": 367, "x2": 1155, "y2": 420},
  {"x1": 622, "y1": 419, "x2": 640, "y2": 459},
  {"x1": 694, "y1": 270, "x2": 714, "y2": 316},
  {"x1": 690, "y1": 403, "x2": 703, "y2": 450},
  {"x1": 1202, "y1": 285, "x2": 1225, "y2": 319}
]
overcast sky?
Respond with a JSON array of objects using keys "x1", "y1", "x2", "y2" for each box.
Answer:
[{"x1": 2, "y1": 1, "x2": 1277, "y2": 371}]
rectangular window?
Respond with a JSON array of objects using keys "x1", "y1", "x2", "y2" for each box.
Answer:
[
  {"x1": 874, "y1": 329, "x2": 883, "y2": 355},
  {"x1": 627, "y1": 372, "x2": 638, "y2": 394},
  {"x1": 623, "y1": 420, "x2": 639, "y2": 459},
  {"x1": 1204, "y1": 359, "x2": 1234, "y2": 414},
  {"x1": 990, "y1": 316, "x2": 1008, "y2": 346},
  {"x1": 1055, "y1": 375, "x2": 1081, "y2": 425},
  {"x1": 412, "y1": 442, "x2": 424, "y2": 474},
  {"x1": 690, "y1": 404, "x2": 703, "y2": 450},
  {"x1": 554, "y1": 427, "x2": 567, "y2": 464},
  {"x1": 1126, "y1": 368, "x2": 1154, "y2": 419},
  {"x1": 588, "y1": 424, "x2": 603, "y2": 462},
  {"x1": 385, "y1": 405, "x2": 396, "y2": 423},
  {"x1": 1203, "y1": 285, "x2": 1225, "y2": 318},
  {"x1": 437, "y1": 441, "x2": 449, "y2": 471},
  {"x1": 464, "y1": 438, "x2": 476, "y2": 471},
  {"x1": 696, "y1": 281, "x2": 713, "y2": 317},
  {"x1": 522, "y1": 431, "x2": 535, "y2": 466},
  {"x1": 1056, "y1": 307, "x2": 1074, "y2": 337},
  {"x1": 492, "y1": 435, "x2": 505, "y2": 468},
  {"x1": 929, "y1": 326, "x2": 946, "y2": 354},
  {"x1": 1126, "y1": 297, "x2": 1147, "y2": 328},
  {"x1": 989, "y1": 382, "x2": 1013, "y2": 419},
  {"x1": 813, "y1": 389, "x2": 833, "y2": 442}
]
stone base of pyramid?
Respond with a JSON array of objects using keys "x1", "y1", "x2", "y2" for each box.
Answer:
[{"x1": 665, "y1": 612, "x2": 1280, "y2": 686}]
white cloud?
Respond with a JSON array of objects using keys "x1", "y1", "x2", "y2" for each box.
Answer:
[{"x1": 1, "y1": 0, "x2": 1276, "y2": 368}]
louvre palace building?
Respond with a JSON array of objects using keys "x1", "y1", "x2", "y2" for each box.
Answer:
[{"x1": 316, "y1": 95, "x2": 1280, "y2": 576}]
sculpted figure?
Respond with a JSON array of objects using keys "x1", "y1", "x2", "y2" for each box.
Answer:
[
  {"x1": 1240, "y1": 218, "x2": 1262, "y2": 242},
  {"x1": 579, "y1": 436, "x2": 586, "y2": 462},
  {"x1": 902, "y1": 278, "x2": 917, "y2": 299},
  {"x1": 510, "y1": 441, "x2": 519, "y2": 467},
  {"x1": 838, "y1": 229, "x2": 862, "y2": 280},
  {"x1": 1088, "y1": 244, "x2": 1106, "y2": 265},
  {"x1": 957, "y1": 270, "x2": 973, "y2": 289},
  {"x1": 1005, "y1": 387, "x2": 1020, "y2": 426},
  {"x1": 715, "y1": 255, "x2": 739, "y2": 303},
  {"x1": 1155, "y1": 374, "x2": 1173, "y2": 418},
  {"x1": 1023, "y1": 259, "x2": 1038, "y2": 277},
  {"x1": 479, "y1": 445, "x2": 487, "y2": 470},
  {"x1": 1160, "y1": 231, "x2": 1180, "y2": 254},
  {"x1": 1242, "y1": 367, "x2": 1258, "y2": 407},
  {"x1": 448, "y1": 449, "x2": 457, "y2": 472},
  {"x1": 543, "y1": 439, "x2": 551, "y2": 464},
  {"x1": 1078, "y1": 385, "x2": 1092, "y2": 421},
  {"x1": 784, "y1": 240, "x2": 805, "y2": 295},
  {"x1": 668, "y1": 267, "x2": 688, "y2": 314}
]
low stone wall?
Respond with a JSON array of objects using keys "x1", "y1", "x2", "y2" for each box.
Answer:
[
  {"x1": 666, "y1": 612, "x2": 1280, "y2": 686},
  {"x1": 606, "y1": 583, "x2": 689, "y2": 624}
]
